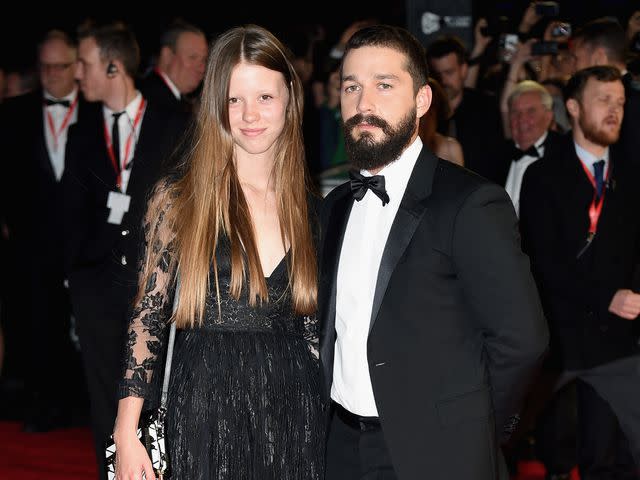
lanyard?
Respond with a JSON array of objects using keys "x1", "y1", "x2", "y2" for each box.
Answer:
[
  {"x1": 103, "y1": 98, "x2": 146, "y2": 189},
  {"x1": 578, "y1": 159, "x2": 610, "y2": 238},
  {"x1": 44, "y1": 97, "x2": 78, "y2": 151}
]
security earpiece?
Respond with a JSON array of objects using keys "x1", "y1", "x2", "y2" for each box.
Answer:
[{"x1": 106, "y1": 61, "x2": 118, "y2": 77}]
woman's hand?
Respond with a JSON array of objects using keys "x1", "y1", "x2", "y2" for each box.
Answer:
[{"x1": 113, "y1": 430, "x2": 156, "y2": 480}]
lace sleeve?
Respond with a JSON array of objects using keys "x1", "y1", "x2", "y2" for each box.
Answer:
[
  {"x1": 304, "y1": 315, "x2": 319, "y2": 361},
  {"x1": 118, "y1": 204, "x2": 175, "y2": 401}
]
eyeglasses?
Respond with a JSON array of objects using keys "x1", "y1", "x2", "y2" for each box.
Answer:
[{"x1": 39, "y1": 62, "x2": 74, "y2": 72}]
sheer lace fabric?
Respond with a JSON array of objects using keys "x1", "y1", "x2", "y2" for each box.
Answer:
[{"x1": 119, "y1": 207, "x2": 324, "y2": 479}]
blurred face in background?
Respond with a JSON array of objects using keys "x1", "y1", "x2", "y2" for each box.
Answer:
[
  {"x1": 75, "y1": 37, "x2": 110, "y2": 102},
  {"x1": 427, "y1": 52, "x2": 467, "y2": 105},
  {"x1": 509, "y1": 91, "x2": 554, "y2": 149},
  {"x1": 162, "y1": 32, "x2": 208, "y2": 95},
  {"x1": 39, "y1": 38, "x2": 77, "y2": 98}
]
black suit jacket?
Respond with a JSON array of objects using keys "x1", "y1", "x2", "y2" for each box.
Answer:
[
  {"x1": 62, "y1": 101, "x2": 188, "y2": 315},
  {"x1": 519, "y1": 136, "x2": 640, "y2": 371},
  {"x1": 139, "y1": 70, "x2": 192, "y2": 114},
  {"x1": 0, "y1": 90, "x2": 100, "y2": 268},
  {"x1": 319, "y1": 147, "x2": 549, "y2": 480}
]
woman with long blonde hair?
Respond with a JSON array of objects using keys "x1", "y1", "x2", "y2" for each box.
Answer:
[{"x1": 112, "y1": 24, "x2": 324, "y2": 479}]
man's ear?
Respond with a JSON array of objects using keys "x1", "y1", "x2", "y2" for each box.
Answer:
[
  {"x1": 416, "y1": 84, "x2": 432, "y2": 119},
  {"x1": 565, "y1": 98, "x2": 579, "y2": 119},
  {"x1": 158, "y1": 46, "x2": 174, "y2": 69}
]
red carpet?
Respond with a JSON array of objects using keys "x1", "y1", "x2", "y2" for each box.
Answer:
[
  {"x1": 0, "y1": 422, "x2": 97, "y2": 479},
  {"x1": 0, "y1": 420, "x2": 580, "y2": 479}
]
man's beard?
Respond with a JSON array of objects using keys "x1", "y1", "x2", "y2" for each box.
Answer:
[
  {"x1": 343, "y1": 108, "x2": 417, "y2": 171},
  {"x1": 579, "y1": 114, "x2": 620, "y2": 147}
]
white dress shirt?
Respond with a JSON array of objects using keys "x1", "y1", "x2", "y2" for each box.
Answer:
[
  {"x1": 43, "y1": 88, "x2": 79, "y2": 181},
  {"x1": 157, "y1": 69, "x2": 181, "y2": 100},
  {"x1": 331, "y1": 137, "x2": 423, "y2": 416},
  {"x1": 504, "y1": 132, "x2": 548, "y2": 217},
  {"x1": 103, "y1": 92, "x2": 145, "y2": 193}
]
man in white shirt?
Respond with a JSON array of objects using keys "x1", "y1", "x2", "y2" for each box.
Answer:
[
  {"x1": 504, "y1": 80, "x2": 555, "y2": 216},
  {"x1": 319, "y1": 24, "x2": 548, "y2": 480},
  {"x1": 0, "y1": 29, "x2": 96, "y2": 434},
  {"x1": 140, "y1": 19, "x2": 207, "y2": 113}
]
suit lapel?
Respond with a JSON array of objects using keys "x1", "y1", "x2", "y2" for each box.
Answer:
[{"x1": 368, "y1": 148, "x2": 437, "y2": 334}]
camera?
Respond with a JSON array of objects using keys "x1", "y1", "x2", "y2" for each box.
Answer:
[
  {"x1": 499, "y1": 33, "x2": 519, "y2": 62},
  {"x1": 551, "y1": 22, "x2": 571, "y2": 37},
  {"x1": 535, "y1": 1, "x2": 560, "y2": 17},
  {"x1": 531, "y1": 40, "x2": 559, "y2": 56}
]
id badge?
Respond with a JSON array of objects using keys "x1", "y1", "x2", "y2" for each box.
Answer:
[{"x1": 107, "y1": 191, "x2": 131, "y2": 225}]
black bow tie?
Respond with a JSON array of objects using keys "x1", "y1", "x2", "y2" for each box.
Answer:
[
  {"x1": 512, "y1": 144, "x2": 540, "y2": 161},
  {"x1": 43, "y1": 98, "x2": 70, "y2": 108},
  {"x1": 349, "y1": 170, "x2": 390, "y2": 206}
]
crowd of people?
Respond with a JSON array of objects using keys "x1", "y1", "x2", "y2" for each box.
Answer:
[{"x1": 0, "y1": 3, "x2": 639, "y2": 480}]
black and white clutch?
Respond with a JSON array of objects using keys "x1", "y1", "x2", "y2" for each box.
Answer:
[{"x1": 105, "y1": 404, "x2": 170, "y2": 479}]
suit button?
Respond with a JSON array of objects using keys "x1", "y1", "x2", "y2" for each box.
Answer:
[
  {"x1": 121, "y1": 229, "x2": 130, "y2": 236},
  {"x1": 600, "y1": 324, "x2": 609, "y2": 332},
  {"x1": 121, "y1": 255, "x2": 127, "y2": 265}
]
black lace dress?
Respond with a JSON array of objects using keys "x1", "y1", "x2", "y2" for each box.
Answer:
[{"x1": 118, "y1": 218, "x2": 325, "y2": 479}]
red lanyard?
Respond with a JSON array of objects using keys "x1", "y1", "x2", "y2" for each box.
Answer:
[
  {"x1": 44, "y1": 97, "x2": 78, "y2": 151},
  {"x1": 578, "y1": 159, "x2": 609, "y2": 237},
  {"x1": 103, "y1": 98, "x2": 146, "y2": 189}
]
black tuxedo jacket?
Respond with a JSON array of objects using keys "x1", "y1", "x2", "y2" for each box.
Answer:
[
  {"x1": 495, "y1": 129, "x2": 565, "y2": 188},
  {"x1": 62, "y1": 101, "x2": 188, "y2": 308},
  {"x1": 0, "y1": 90, "x2": 100, "y2": 267},
  {"x1": 319, "y1": 147, "x2": 549, "y2": 480},
  {"x1": 519, "y1": 136, "x2": 640, "y2": 370}
]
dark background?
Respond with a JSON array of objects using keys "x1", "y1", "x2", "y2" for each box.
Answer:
[{"x1": 1, "y1": 0, "x2": 636, "y2": 72}]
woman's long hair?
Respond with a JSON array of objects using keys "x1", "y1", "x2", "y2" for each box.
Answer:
[{"x1": 137, "y1": 25, "x2": 317, "y2": 328}]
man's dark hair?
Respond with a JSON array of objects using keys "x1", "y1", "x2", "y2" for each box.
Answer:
[
  {"x1": 572, "y1": 17, "x2": 627, "y2": 65},
  {"x1": 564, "y1": 65, "x2": 622, "y2": 102},
  {"x1": 342, "y1": 24, "x2": 429, "y2": 94},
  {"x1": 78, "y1": 22, "x2": 140, "y2": 77},
  {"x1": 425, "y1": 35, "x2": 468, "y2": 65},
  {"x1": 159, "y1": 18, "x2": 205, "y2": 52}
]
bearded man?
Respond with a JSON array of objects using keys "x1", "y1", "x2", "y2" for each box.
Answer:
[
  {"x1": 318, "y1": 24, "x2": 549, "y2": 480},
  {"x1": 520, "y1": 65, "x2": 640, "y2": 479}
]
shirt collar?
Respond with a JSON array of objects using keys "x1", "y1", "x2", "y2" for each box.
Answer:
[
  {"x1": 43, "y1": 87, "x2": 78, "y2": 105},
  {"x1": 361, "y1": 136, "x2": 423, "y2": 204},
  {"x1": 574, "y1": 141, "x2": 609, "y2": 169},
  {"x1": 156, "y1": 68, "x2": 181, "y2": 100},
  {"x1": 515, "y1": 130, "x2": 548, "y2": 153},
  {"x1": 103, "y1": 91, "x2": 143, "y2": 124}
]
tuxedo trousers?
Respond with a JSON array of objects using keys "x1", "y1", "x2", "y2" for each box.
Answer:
[
  {"x1": 325, "y1": 401, "x2": 397, "y2": 480},
  {"x1": 555, "y1": 355, "x2": 640, "y2": 479}
]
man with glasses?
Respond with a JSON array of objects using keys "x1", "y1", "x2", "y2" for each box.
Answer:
[{"x1": 0, "y1": 29, "x2": 99, "y2": 432}]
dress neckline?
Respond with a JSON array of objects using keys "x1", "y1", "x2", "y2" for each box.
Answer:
[{"x1": 264, "y1": 250, "x2": 289, "y2": 280}]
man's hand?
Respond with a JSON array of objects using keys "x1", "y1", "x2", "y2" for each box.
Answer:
[{"x1": 608, "y1": 289, "x2": 640, "y2": 320}]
